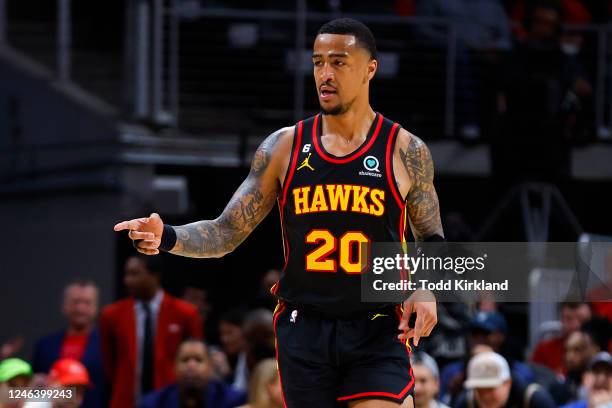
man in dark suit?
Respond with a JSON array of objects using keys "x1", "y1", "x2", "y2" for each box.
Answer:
[
  {"x1": 32, "y1": 279, "x2": 106, "y2": 408},
  {"x1": 139, "y1": 339, "x2": 245, "y2": 408},
  {"x1": 100, "y1": 254, "x2": 203, "y2": 408}
]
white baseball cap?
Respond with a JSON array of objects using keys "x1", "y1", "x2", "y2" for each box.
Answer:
[{"x1": 464, "y1": 352, "x2": 511, "y2": 389}]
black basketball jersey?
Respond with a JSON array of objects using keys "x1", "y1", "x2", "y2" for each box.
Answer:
[{"x1": 272, "y1": 112, "x2": 409, "y2": 317}]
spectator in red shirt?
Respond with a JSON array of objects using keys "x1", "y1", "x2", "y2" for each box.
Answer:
[
  {"x1": 32, "y1": 280, "x2": 105, "y2": 408},
  {"x1": 531, "y1": 302, "x2": 592, "y2": 375}
]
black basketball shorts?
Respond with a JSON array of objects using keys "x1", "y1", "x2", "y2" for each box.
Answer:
[{"x1": 273, "y1": 301, "x2": 414, "y2": 408}]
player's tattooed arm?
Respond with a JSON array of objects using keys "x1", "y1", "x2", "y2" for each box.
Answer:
[
  {"x1": 170, "y1": 128, "x2": 290, "y2": 258},
  {"x1": 397, "y1": 131, "x2": 444, "y2": 242}
]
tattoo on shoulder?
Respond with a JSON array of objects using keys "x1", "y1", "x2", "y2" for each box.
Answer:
[
  {"x1": 171, "y1": 128, "x2": 285, "y2": 258},
  {"x1": 251, "y1": 128, "x2": 283, "y2": 175},
  {"x1": 399, "y1": 134, "x2": 443, "y2": 241}
]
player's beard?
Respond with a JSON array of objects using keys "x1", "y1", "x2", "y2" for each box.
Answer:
[{"x1": 321, "y1": 96, "x2": 356, "y2": 116}]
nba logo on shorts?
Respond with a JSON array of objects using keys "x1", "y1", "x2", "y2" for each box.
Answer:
[{"x1": 290, "y1": 310, "x2": 298, "y2": 323}]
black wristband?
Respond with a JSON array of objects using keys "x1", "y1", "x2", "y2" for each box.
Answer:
[{"x1": 159, "y1": 224, "x2": 177, "y2": 252}]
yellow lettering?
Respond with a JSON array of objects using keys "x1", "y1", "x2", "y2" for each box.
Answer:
[
  {"x1": 310, "y1": 185, "x2": 329, "y2": 212},
  {"x1": 326, "y1": 184, "x2": 352, "y2": 211},
  {"x1": 293, "y1": 187, "x2": 311, "y2": 214},
  {"x1": 351, "y1": 186, "x2": 370, "y2": 214},
  {"x1": 369, "y1": 189, "x2": 385, "y2": 216}
]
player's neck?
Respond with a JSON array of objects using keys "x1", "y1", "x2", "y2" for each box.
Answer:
[{"x1": 322, "y1": 103, "x2": 375, "y2": 142}]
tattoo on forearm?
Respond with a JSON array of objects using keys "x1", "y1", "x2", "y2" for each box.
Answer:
[
  {"x1": 400, "y1": 135, "x2": 443, "y2": 241},
  {"x1": 170, "y1": 130, "x2": 283, "y2": 258}
]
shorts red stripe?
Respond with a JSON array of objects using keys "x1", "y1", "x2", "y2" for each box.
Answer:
[{"x1": 337, "y1": 377, "x2": 414, "y2": 402}]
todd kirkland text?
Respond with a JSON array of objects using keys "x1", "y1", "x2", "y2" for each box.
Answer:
[{"x1": 373, "y1": 279, "x2": 509, "y2": 291}]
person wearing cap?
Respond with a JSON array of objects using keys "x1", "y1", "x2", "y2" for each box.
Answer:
[
  {"x1": 456, "y1": 352, "x2": 556, "y2": 408},
  {"x1": 0, "y1": 358, "x2": 33, "y2": 408},
  {"x1": 440, "y1": 311, "x2": 534, "y2": 405},
  {"x1": 31, "y1": 280, "x2": 105, "y2": 408},
  {"x1": 138, "y1": 339, "x2": 245, "y2": 408},
  {"x1": 0, "y1": 358, "x2": 33, "y2": 387},
  {"x1": 411, "y1": 352, "x2": 450, "y2": 408},
  {"x1": 22, "y1": 358, "x2": 90, "y2": 408},
  {"x1": 560, "y1": 352, "x2": 612, "y2": 408}
]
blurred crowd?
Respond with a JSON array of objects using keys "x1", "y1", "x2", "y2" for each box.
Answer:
[
  {"x1": 0, "y1": 252, "x2": 610, "y2": 408},
  {"x1": 0, "y1": 254, "x2": 282, "y2": 408},
  {"x1": 409, "y1": 0, "x2": 601, "y2": 182},
  {"x1": 204, "y1": 0, "x2": 608, "y2": 181}
]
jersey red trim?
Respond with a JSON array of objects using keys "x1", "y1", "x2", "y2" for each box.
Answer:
[
  {"x1": 312, "y1": 113, "x2": 384, "y2": 164},
  {"x1": 385, "y1": 123, "x2": 403, "y2": 208},
  {"x1": 279, "y1": 203, "x2": 289, "y2": 265},
  {"x1": 399, "y1": 202, "x2": 407, "y2": 283},
  {"x1": 273, "y1": 202, "x2": 289, "y2": 296},
  {"x1": 281, "y1": 121, "x2": 303, "y2": 206},
  {"x1": 275, "y1": 122, "x2": 303, "y2": 296}
]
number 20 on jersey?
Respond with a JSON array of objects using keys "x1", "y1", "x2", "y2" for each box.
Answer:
[{"x1": 305, "y1": 229, "x2": 369, "y2": 274}]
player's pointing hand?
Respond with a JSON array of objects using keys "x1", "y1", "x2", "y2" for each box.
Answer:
[
  {"x1": 398, "y1": 289, "x2": 437, "y2": 347},
  {"x1": 114, "y1": 213, "x2": 164, "y2": 255}
]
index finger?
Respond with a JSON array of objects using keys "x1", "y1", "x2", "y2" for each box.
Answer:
[
  {"x1": 398, "y1": 301, "x2": 414, "y2": 330},
  {"x1": 413, "y1": 312, "x2": 425, "y2": 347},
  {"x1": 113, "y1": 218, "x2": 148, "y2": 231}
]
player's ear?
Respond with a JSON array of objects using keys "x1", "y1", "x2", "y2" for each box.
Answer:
[{"x1": 367, "y1": 58, "x2": 377, "y2": 81}]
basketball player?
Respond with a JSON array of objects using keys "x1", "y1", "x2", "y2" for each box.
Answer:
[{"x1": 115, "y1": 18, "x2": 443, "y2": 408}]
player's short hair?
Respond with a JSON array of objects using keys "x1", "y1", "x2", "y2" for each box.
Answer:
[{"x1": 317, "y1": 18, "x2": 377, "y2": 59}]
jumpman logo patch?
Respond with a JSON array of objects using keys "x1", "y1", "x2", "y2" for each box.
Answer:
[{"x1": 297, "y1": 153, "x2": 315, "y2": 171}]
